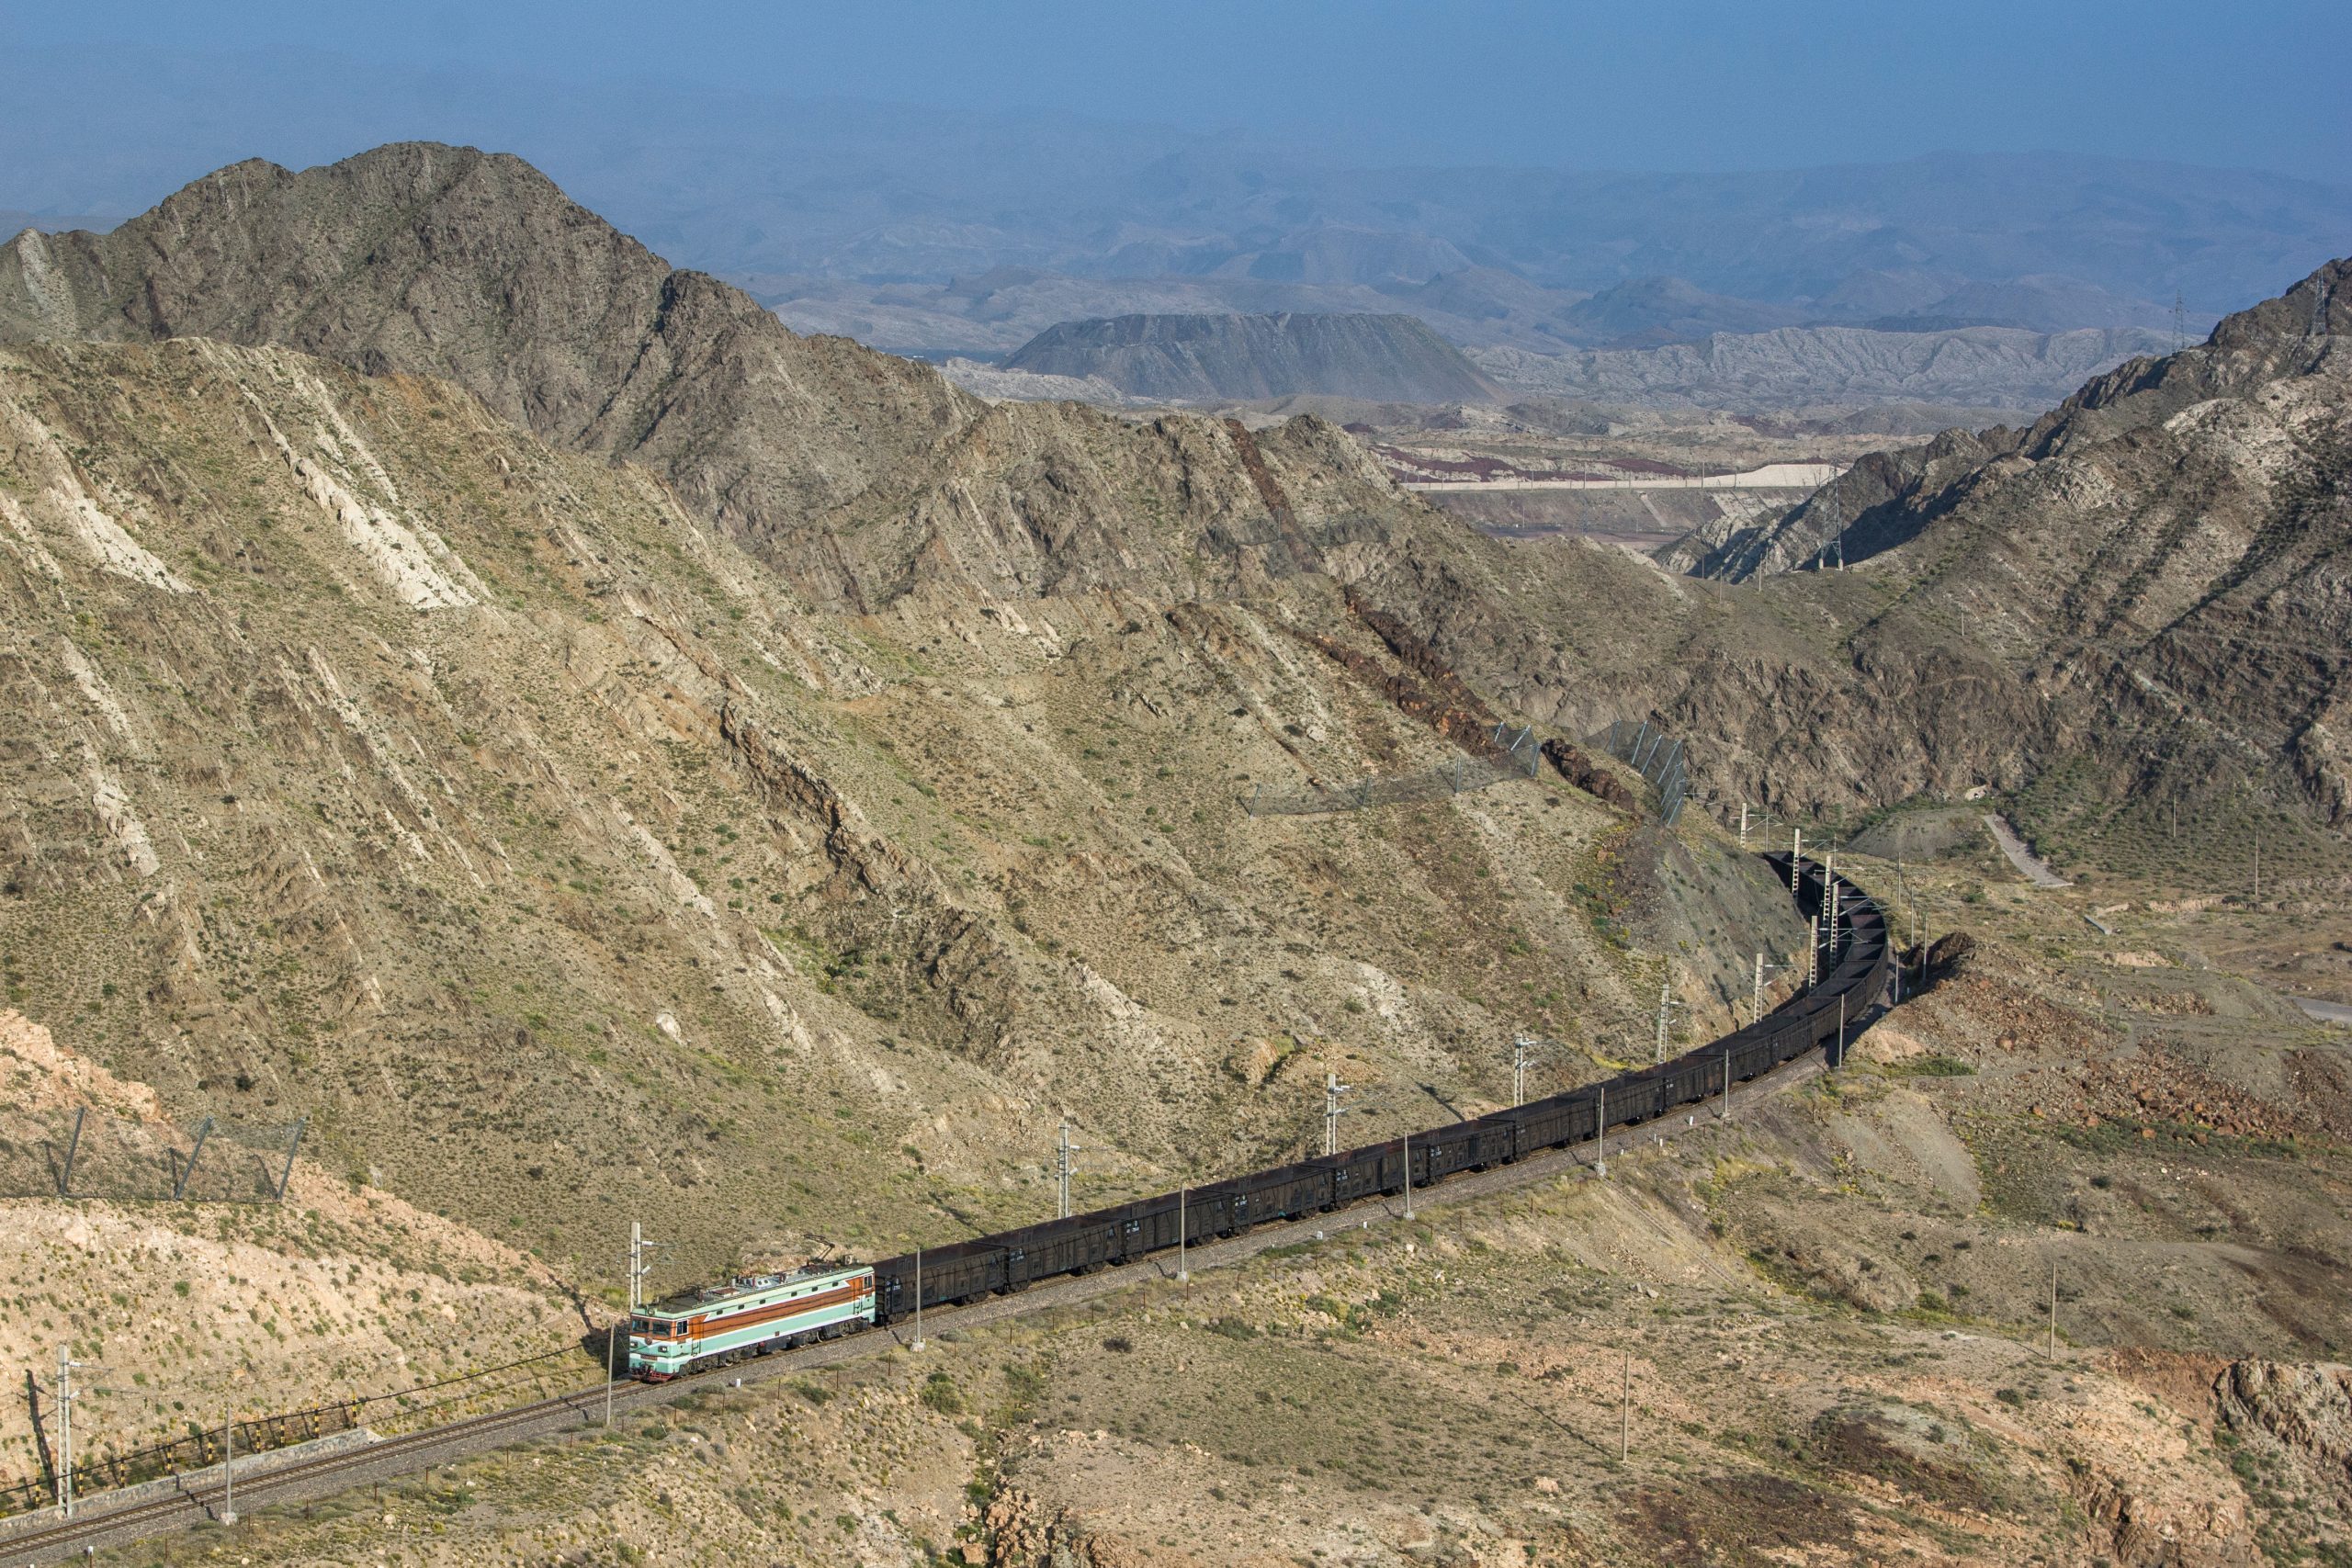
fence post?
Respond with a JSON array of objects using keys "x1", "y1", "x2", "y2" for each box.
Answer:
[
  {"x1": 277, "y1": 1118, "x2": 307, "y2": 1201},
  {"x1": 59, "y1": 1106, "x2": 85, "y2": 1197},
  {"x1": 173, "y1": 1117, "x2": 215, "y2": 1201}
]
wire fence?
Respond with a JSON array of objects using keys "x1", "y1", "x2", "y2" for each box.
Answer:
[
  {"x1": 1243, "y1": 723, "x2": 1544, "y2": 818},
  {"x1": 0, "y1": 1108, "x2": 305, "y2": 1202},
  {"x1": 0, "y1": 1346, "x2": 587, "y2": 1518},
  {"x1": 1595, "y1": 719, "x2": 1690, "y2": 826}
]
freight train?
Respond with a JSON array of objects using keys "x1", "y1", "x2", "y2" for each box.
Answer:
[{"x1": 628, "y1": 851, "x2": 1889, "y2": 1379}]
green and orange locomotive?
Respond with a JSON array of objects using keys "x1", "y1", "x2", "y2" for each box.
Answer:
[{"x1": 626, "y1": 1262, "x2": 876, "y2": 1380}]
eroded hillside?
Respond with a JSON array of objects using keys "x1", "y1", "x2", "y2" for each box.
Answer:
[
  {"x1": 0, "y1": 336, "x2": 1793, "y2": 1291},
  {"x1": 1651, "y1": 261, "x2": 2352, "y2": 874}
]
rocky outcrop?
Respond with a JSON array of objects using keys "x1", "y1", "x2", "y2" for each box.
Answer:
[
  {"x1": 1002, "y1": 312, "x2": 1504, "y2": 404},
  {"x1": 2218, "y1": 1360, "x2": 2352, "y2": 1500},
  {"x1": 1542, "y1": 739, "x2": 1637, "y2": 812}
]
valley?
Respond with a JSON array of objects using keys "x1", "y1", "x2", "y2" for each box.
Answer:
[{"x1": 0, "y1": 124, "x2": 2344, "y2": 1567}]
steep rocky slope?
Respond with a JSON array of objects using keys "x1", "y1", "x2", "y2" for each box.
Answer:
[
  {"x1": 0, "y1": 149, "x2": 1518, "y2": 619},
  {"x1": 0, "y1": 1011, "x2": 582, "y2": 1484},
  {"x1": 1655, "y1": 260, "x2": 2352, "y2": 865},
  {"x1": 1000, "y1": 311, "x2": 1504, "y2": 404},
  {"x1": 6, "y1": 143, "x2": 2341, "y2": 910},
  {"x1": 0, "y1": 333, "x2": 1784, "y2": 1294},
  {"x1": 0, "y1": 147, "x2": 1434, "y2": 615},
  {"x1": 0, "y1": 145, "x2": 976, "y2": 589}
]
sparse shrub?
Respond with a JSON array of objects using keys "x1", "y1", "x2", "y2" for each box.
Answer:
[{"x1": 919, "y1": 1371, "x2": 962, "y2": 1415}]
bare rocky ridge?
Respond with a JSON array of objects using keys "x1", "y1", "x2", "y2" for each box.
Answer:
[
  {"x1": 0, "y1": 332, "x2": 1746, "y2": 1289},
  {"x1": 0, "y1": 145, "x2": 1451, "y2": 618},
  {"x1": 1000, "y1": 311, "x2": 1505, "y2": 404},
  {"x1": 1650, "y1": 259, "x2": 2352, "y2": 859},
  {"x1": 4, "y1": 141, "x2": 2341, "y2": 886},
  {"x1": 0, "y1": 144, "x2": 979, "y2": 590}
]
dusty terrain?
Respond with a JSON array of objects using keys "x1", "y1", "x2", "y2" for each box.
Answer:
[
  {"x1": 86, "y1": 838, "x2": 2352, "y2": 1565},
  {"x1": 0, "y1": 145, "x2": 2343, "y2": 1565},
  {"x1": 0, "y1": 1012, "x2": 582, "y2": 1499}
]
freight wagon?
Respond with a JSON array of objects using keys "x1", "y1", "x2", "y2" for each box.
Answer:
[{"x1": 644, "y1": 852, "x2": 1891, "y2": 1368}]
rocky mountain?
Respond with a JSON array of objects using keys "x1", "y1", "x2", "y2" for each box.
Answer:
[
  {"x1": 3, "y1": 150, "x2": 2345, "y2": 1301},
  {"x1": 1000, "y1": 311, "x2": 1505, "y2": 404},
  {"x1": 0, "y1": 147, "x2": 1438, "y2": 614},
  {"x1": 0, "y1": 144, "x2": 984, "y2": 596},
  {"x1": 0, "y1": 329, "x2": 1755, "y2": 1286},
  {"x1": 1473, "y1": 323, "x2": 2169, "y2": 415},
  {"x1": 1657, "y1": 258, "x2": 2352, "y2": 864}
]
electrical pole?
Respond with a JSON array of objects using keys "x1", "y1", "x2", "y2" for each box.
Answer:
[
  {"x1": 1791, "y1": 828, "x2": 1803, "y2": 895},
  {"x1": 1324, "y1": 1072, "x2": 1358, "y2": 1156},
  {"x1": 2049, "y1": 1259, "x2": 2059, "y2": 1361},
  {"x1": 1057, "y1": 1120, "x2": 1081, "y2": 1219},
  {"x1": 1512, "y1": 1037, "x2": 1534, "y2": 1109},
  {"x1": 55, "y1": 1347, "x2": 100, "y2": 1519},
  {"x1": 221, "y1": 1404, "x2": 236, "y2": 1526},
  {"x1": 1402, "y1": 1133, "x2": 1414, "y2": 1221},
  {"x1": 1826, "y1": 874, "x2": 1842, "y2": 968},
  {"x1": 1177, "y1": 1188, "x2": 1187, "y2": 1283},
  {"x1": 607, "y1": 1222, "x2": 657, "y2": 1427},
  {"x1": 1654, "y1": 971, "x2": 1675, "y2": 1066},
  {"x1": 1738, "y1": 801, "x2": 1748, "y2": 848},
  {"x1": 912, "y1": 1246, "x2": 925, "y2": 1352},
  {"x1": 1595, "y1": 1084, "x2": 1608, "y2": 1179}
]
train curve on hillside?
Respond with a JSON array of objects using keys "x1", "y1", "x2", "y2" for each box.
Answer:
[
  {"x1": 864, "y1": 850, "x2": 1889, "y2": 1325},
  {"x1": 6, "y1": 852, "x2": 1891, "y2": 1559}
]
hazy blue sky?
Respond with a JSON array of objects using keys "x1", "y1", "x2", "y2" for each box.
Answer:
[{"x1": 7, "y1": 0, "x2": 2348, "y2": 191}]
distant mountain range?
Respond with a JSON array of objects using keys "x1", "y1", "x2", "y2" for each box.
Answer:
[
  {"x1": 1000, "y1": 313, "x2": 1502, "y2": 404},
  {"x1": 4, "y1": 51, "x2": 2345, "y2": 334},
  {"x1": 1470, "y1": 324, "x2": 2172, "y2": 414}
]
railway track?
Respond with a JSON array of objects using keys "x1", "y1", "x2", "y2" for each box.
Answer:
[
  {"x1": 0, "y1": 1382, "x2": 629, "y2": 1562},
  {"x1": 0, "y1": 1015, "x2": 1871, "y2": 1564},
  {"x1": 4, "y1": 856, "x2": 1890, "y2": 1562}
]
